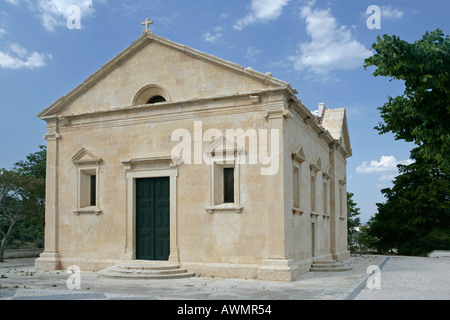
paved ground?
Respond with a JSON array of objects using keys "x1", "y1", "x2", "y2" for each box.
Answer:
[
  {"x1": 0, "y1": 255, "x2": 449, "y2": 301},
  {"x1": 354, "y1": 255, "x2": 450, "y2": 300}
]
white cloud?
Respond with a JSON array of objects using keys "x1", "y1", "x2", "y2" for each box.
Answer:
[
  {"x1": 5, "y1": 0, "x2": 101, "y2": 31},
  {"x1": 0, "y1": 28, "x2": 7, "y2": 37},
  {"x1": 245, "y1": 46, "x2": 262, "y2": 58},
  {"x1": 356, "y1": 156, "x2": 413, "y2": 174},
  {"x1": 203, "y1": 27, "x2": 224, "y2": 43},
  {"x1": 378, "y1": 173, "x2": 397, "y2": 182},
  {"x1": 203, "y1": 32, "x2": 222, "y2": 43},
  {"x1": 289, "y1": 1, "x2": 372, "y2": 76},
  {"x1": 362, "y1": 6, "x2": 404, "y2": 22},
  {"x1": 234, "y1": 0, "x2": 290, "y2": 30},
  {"x1": 0, "y1": 43, "x2": 52, "y2": 69},
  {"x1": 381, "y1": 6, "x2": 404, "y2": 20},
  {"x1": 35, "y1": 0, "x2": 97, "y2": 31}
]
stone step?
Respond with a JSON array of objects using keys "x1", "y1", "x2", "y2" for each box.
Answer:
[
  {"x1": 97, "y1": 262, "x2": 194, "y2": 280},
  {"x1": 309, "y1": 266, "x2": 352, "y2": 272},
  {"x1": 310, "y1": 259, "x2": 352, "y2": 272},
  {"x1": 115, "y1": 263, "x2": 180, "y2": 271},
  {"x1": 97, "y1": 269, "x2": 194, "y2": 280},
  {"x1": 312, "y1": 259, "x2": 336, "y2": 264},
  {"x1": 107, "y1": 265, "x2": 188, "y2": 275},
  {"x1": 311, "y1": 262, "x2": 344, "y2": 268}
]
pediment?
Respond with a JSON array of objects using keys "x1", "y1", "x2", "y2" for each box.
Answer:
[
  {"x1": 310, "y1": 156, "x2": 322, "y2": 172},
  {"x1": 292, "y1": 146, "x2": 306, "y2": 163},
  {"x1": 204, "y1": 135, "x2": 243, "y2": 158},
  {"x1": 340, "y1": 117, "x2": 352, "y2": 157},
  {"x1": 323, "y1": 164, "x2": 333, "y2": 179},
  {"x1": 71, "y1": 148, "x2": 101, "y2": 164},
  {"x1": 321, "y1": 108, "x2": 352, "y2": 158},
  {"x1": 38, "y1": 31, "x2": 292, "y2": 119}
]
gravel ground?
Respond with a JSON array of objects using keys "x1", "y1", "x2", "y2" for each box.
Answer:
[{"x1": 355, "y1": 255, "x2": 450, "y2": 300}]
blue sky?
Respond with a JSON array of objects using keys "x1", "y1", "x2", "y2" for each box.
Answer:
[{"x1": 0, "y1": 0, "x2": 448, "y2": 222}]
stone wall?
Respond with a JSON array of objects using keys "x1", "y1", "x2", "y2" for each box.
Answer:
[{"x1": 4, "y1": 249, "x2": 43, "y2": 259}]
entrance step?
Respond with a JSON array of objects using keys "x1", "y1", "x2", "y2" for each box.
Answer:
[
  {"x1": 97, "y1": 262, "x2": 194, "y2": 280},
  {"x1": 310, "y1": 259, "x2": 352, "y2": 272}
]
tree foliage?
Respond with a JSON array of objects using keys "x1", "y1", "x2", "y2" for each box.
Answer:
[
  {"x1": 347, "y1": 192, "x2": 361, "y2": 251},
  {"x1": 13, "y1": 145, "x2": 46, "y2": 217},
  {"x1": 0, "y1": 170, "x2": 26, "y2": 259},
  {"x1": 0, "y1": 146, "x2": 46, "y2": 258},
  {"x1": 368, "y1": 149, "x2": 450, "y2": 256},
  {"x1": 364, "y1": 29, "x2": 450, "y2": 168},
  {"x1": 364, "y1": 29, "x2": 450, "y2": 256}
]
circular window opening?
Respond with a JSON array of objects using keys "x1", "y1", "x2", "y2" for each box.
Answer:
[{"x1": 147, "y1": 95, "x2": 167, "y2": 104}]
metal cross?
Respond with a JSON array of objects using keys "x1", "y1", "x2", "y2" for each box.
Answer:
[{"x1": 141, "y1": 18, "x2": 153, "y2": 32}]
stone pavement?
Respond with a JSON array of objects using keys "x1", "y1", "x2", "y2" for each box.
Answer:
[
  {"x1": 354, "y1": 255, "x2": 450, "y2": 300},
  {"x1": 1, "y1": 255, "x2": 449, "y2": 301}
]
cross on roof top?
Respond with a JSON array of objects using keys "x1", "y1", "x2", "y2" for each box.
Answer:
[{"x1": 141, "y1": 18, "x2": 153, "y2": 32}]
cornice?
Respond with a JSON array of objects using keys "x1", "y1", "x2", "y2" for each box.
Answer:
[{"x1": 40, "y1": 87, "x2": 292, "y2": 125}]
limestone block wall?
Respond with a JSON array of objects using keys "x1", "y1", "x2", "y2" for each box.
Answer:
[
  {"x1": 283, "y1": 110, "x2": 349, "y2": 265},
  {"x1": 52, "y1": 94, "x2": 279, "y2": 271}
]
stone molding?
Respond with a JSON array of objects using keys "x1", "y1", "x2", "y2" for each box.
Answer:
[
  {"x1": 71, "y1": 148, "x2": 102, "y2": 215},
  {"x1": 43, "y1": 132, "x2": 61, "y2": 141},
  {"x1": 121, "y1": 156, "x2": 179, "y2": 172},
  {"x1": 310, "y1": 157, "x2": 322, "y2": 173},
  {"x1": 249, "y1": 95, "x2": 260, "y2": 104},
  {"x1": 132, "y1": 84, "x2": 171, "y2": 106},
  {"x1": 204, "y1": 136, "x2": 243, "y2": 214},
  {"x1": 71, "y1": 147, "x2": 101, "y2": 164},
  {"x1": 292, "y1": 146, "x2": 306, "y2": 164}
]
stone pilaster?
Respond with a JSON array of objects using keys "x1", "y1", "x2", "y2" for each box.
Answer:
[
  {"x1": 35, "y1": 118, "x2": 61, "y2": 271},
  {"x1": 257, "y1": 97, "x2": 297, "y2": 281}
]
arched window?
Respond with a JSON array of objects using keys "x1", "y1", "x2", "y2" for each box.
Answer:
[
  {"x1": 147, "y1": 95, "x2": 166, "y2": 104},
  {"x1": 132, "y1": 84, "x2": 170, "y2": 106}
]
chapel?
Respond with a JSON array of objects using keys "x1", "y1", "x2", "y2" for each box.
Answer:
[{"x1": 35, "y1": 22, "x2": 352, "y2": 281}]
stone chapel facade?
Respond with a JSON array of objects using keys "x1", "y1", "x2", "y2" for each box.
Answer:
[{"x1": 35, "y1": 29, "x2": 352, "y2": 281}]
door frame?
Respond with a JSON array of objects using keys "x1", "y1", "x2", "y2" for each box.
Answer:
[{"x1": 122, "y1": 157, "x2": 179, "y2": 263}]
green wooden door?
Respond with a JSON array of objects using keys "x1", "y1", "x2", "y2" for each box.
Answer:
[{"x1": 136, "y1": 177, "x2": 170, "y2": 261}]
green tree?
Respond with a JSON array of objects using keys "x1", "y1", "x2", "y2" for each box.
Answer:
[
  {"x1": 0, "y1": 146, "x2": 46, "y2": 260},
  {"x1": 347, "y1": 192, "x2": 361, "y2": 252},
  {"x1": 368, "y1": 149, "x2": 450, "y2": 256},
  {"x1": 0, "y1": 170, "x2": 27, "y2": 261},
  {"x1": 364, "y1": 29, "x2": 450, "y2": 256},
  {"x1": 364, "y1": 29, "x2": 450, "y2": 168},
  {"x1": 13, "y1": 145, "x2": 46, "y2": 217},
  {"x1": 352, "y1": 224, "x2": 378, "y2": 254}
]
